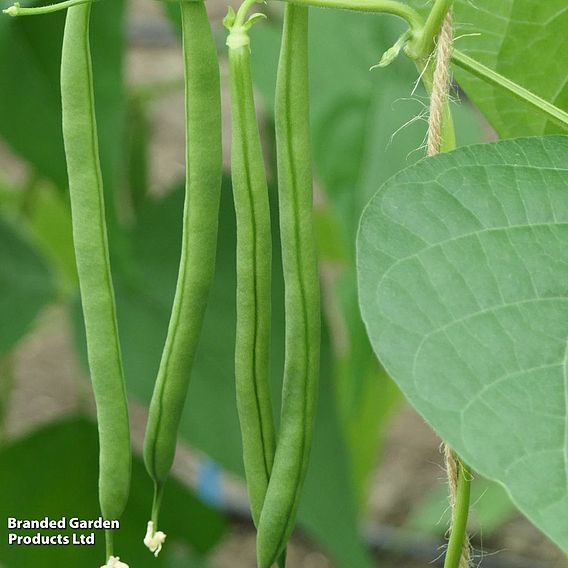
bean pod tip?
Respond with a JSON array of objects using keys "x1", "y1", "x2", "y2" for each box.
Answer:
[
  {"x1": 143, "y1": 520, "x2": 167, "y2": 557},
  {"x1": 100, "y1": 556, "x2": 129, "y2": 568}
]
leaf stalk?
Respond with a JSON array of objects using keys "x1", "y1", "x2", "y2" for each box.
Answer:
[
  {"x1": 451, "y1": 49, "x2": 568, "y2": 131},
  {"x1": 3, "y1": 0, "x2": 91, "y2": 16}
]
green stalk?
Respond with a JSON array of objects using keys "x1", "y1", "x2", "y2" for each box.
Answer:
[
  {"x1": 452, "y1": 49, "x2": 568, "y2": 131},
  {"x1": 406, "y1": 0, "x2": 454, "y2": 59},
  {"x1": 232, "y1": 0, "x2": 263, "y2": 28},
  {"x1": 151, "y1": 482, "x2": 164, "y2": 528},
  {"x1": 286, "y1": 0, "x2": 422, "y2": 31},
  {"x1": 3, "y1": 0, "x2": 91, "y2": 16},
  {"x1": 104, "y1": 530, "x2": 113, "y2": 562},
  {"x1": 443, "y1": 462, "x2": 472, "y2": 568}
]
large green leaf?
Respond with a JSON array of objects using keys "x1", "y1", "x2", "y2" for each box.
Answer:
[
  {"x1": 0, "y1": 216, "x2": 54, "y2": 355},
  {"x1": 357, "y1": 135, "x2": 568, "y2": 550},
  {"x1": 406, "y1": 0, "x2": 568, "y2": 138},
  {"x1": 0, "y1": 418, "x2": 225, "y2": 567}
]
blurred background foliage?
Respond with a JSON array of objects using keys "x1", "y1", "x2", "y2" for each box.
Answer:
[{"x1": 0, "y1": 0, "x2": 567, "y2": 566}]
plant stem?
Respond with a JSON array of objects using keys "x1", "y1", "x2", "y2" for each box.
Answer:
[
  {"x1": 151, "y1": 482, "x2": 164, "y2": 527},
  {"x1": 233, "y1": 0, "x2": 262, "y2": 27},
  {"x1": 3, "y1": 0, "x2": 91, "y2": 17},
  {"x1": 451, "y1": 49, "x2": 568, "y2": 131},
  {"x1": 443, "y1": 461, "x2": 471, "y2": 568},
  {"x1": 105, "y1": 529, "x2": 113, "y2": 561},
  {"x1": 407, "y1": 0, "x2": 454, "y2": 59},
  {"x1": 281, "y1": 0, "x2": 423, "y2": 34}
]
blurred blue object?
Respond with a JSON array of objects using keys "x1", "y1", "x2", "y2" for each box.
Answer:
[{"x1": 197, "y1": 460, "x2": 222, "y2": 508}]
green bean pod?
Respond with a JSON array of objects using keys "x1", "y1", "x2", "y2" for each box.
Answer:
[
  {"x1": 61, "y1": 3, "x2": 131, "y2": 562},
  {"x1": 256, "y1": 5, "x2": 320, "y2": 567},
  {"x1": 143, "y1": 0, "x2": 222, "y2": 550},
  {"x1": 225, "y1": 7, "x2": 277, "y2": 529}
]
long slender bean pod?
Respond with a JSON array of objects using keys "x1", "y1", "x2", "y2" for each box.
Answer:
[
  {"x1": 256, "y1": 5, "x2": 320, "y2": 566},
  {"x1": 61, "y1": 4, "x2": 131, "y2": 565},
  {"x1": 225, "y1": 0, "x2": 278, "y2": 534},
  {"x1": 143, "y1": 0, "x2": 222, "y2": 555}
]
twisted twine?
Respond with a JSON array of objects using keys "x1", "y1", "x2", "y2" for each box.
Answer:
[
  {"x1": 427, "y1": 10, "x2": 471, "y2": 568},
  {"x1": 427, "y1": 10, "x2": 454, "y2": 157}
]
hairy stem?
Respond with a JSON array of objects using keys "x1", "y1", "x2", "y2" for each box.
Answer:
[
  {"x1": 407, "y1": 0, "x2": 455, "y2": 59},
  {"x1": 443, "y1": 461, "x2": 471, "y2": 568}
]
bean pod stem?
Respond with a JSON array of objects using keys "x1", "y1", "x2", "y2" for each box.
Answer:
[
  {"x1": 143, "y1": 0, "x2": 222, "y2": 554},
  {"x1": 61, "y1": 3, "x2": 131, "y2": 564},
  {"x1": 256, "y1": 5, "x2": 321, "y2": 566}
]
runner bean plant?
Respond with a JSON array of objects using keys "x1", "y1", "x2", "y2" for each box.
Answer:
[{"x1": 3, "y1": 0, "x2": 568, "y2": 566}]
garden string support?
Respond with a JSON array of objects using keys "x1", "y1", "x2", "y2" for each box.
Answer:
[
  {"x1": 426, "y1": 9, "x2": 453, "y2": 157},
  {"x1": 426, "y1": 11, "x2": 472, "y2": 568}
]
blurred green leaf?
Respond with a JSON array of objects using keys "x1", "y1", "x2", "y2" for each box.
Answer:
[
  {"x1": 0, "y1": 216, "x2": 54, "y2": 356},
  {"x1": 90, "y1": 0, "x2": 127, "y2": 202},
  {"x1": 24, "y1": 185, "x2": 77, "y2": 295},
  {"x1": 0, "y1": 10, "x2": 66, "y2": 187},
  {"x1": 0, "y1": 180, "x2": 75, "y2": 295},
  {"x1": 407, "y1": 477, "x2": 516, "y2": 538},
  {"x1": 162, "y1": 0, "x2": 182, "y2": 34},
  {"x1": 0, "y1": 0, "x2": 126, "y2": 202},
  {"x1": 472, "y1": 481, "x2": 516, "y2": 537},
  {"x1": 0, "y1": 418, "x2": 226, "y2": 567},
  {"x1": 0, "y1": 355, "x2": 14, "y2": 444},
  {"x1": 298, "y1": 326, "x2": 375, "y2": 567}
]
